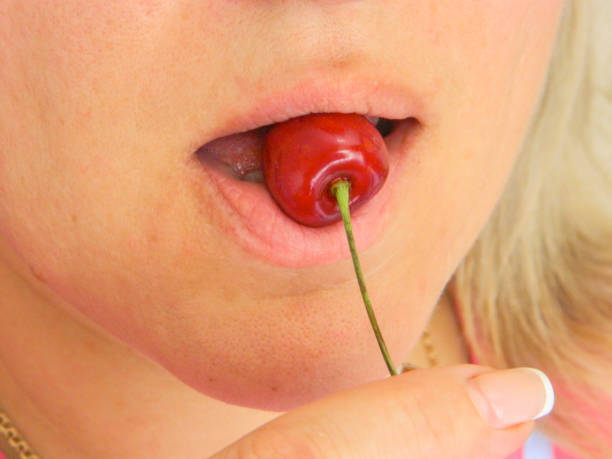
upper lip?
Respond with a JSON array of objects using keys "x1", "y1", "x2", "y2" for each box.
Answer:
[{"x1": 198, "y1": 71, "x2": 425, "y2": 146}]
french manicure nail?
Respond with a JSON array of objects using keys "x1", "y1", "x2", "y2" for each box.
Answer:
[{"x1": 467, "y1": 367, "x2": 555, "y2": 429}]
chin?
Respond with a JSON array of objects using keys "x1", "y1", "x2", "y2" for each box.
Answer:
[
  {"x1": 170, "y1": 353, "x2": 389, "y2": 412},
  {"x1": 148, "y1": 305, "x2": 409, "y2": 411}
]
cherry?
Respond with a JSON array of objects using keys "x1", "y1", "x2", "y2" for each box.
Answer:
[
  {"x1": 262, "y1": 113, "x2": 389, "y2": 227},
  {"x1": 263, "y1": 113, "x2": 397, "y2": 375}
]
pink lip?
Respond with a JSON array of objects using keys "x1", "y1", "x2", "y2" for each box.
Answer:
[
  {"x1": 189, "y1": 74, "x2": 427, "y2": 150},
  {"x1": 189, "y1": 79, "x2": 423, "y2": 267}
]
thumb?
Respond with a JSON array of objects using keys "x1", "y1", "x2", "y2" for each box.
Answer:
[{"x1": 214, "y1": 365, "x2": 554, "y2": 459}]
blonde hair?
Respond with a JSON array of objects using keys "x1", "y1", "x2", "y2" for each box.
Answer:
[{"x1": 451, "y1": 1, "x2": 612, "y2": 457}]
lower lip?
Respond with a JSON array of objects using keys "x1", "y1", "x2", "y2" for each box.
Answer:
[{"x1": 192, "y1": 119, "x2": 417, "y2": 268}]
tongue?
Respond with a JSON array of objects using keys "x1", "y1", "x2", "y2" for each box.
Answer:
[{"x1": 198, "y1": 127, "x2": 266, "y2": 179}]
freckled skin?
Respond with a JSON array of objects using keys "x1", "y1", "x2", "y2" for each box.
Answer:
[{"x1": 263, "y1": 113, "x2": 389, "y2": 227}]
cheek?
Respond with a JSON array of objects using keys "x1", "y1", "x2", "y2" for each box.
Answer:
[
  {"x1": 375, "y1": 0, "x2": 565, "y2": 345},
  {"x1": 414, "y1": 0, "x2": 564, "y2": 221},
  {"x1": 0, "y1": 0, "x2": 207, "y2": 306}
]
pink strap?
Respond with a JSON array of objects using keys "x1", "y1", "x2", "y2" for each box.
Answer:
[{"x1": 553, "y1": 445, "x2": 580, "y2": 459}]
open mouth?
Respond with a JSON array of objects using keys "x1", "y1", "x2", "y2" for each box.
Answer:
[
  {"x1": 185, "y1": 74, "x2": 425, "y2": 267},
  {"x1": 191, "y1": 111, "x2": 420, "y2": 267},
  {"x1": 195, "y1": 116, "x2": 401, "y2": 184}
]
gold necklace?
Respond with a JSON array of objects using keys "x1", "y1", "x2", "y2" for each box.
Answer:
[
  {"x1": 0, "y1": 328, "x2": 438, "y2": 458},
  {"x1": 421, "y1": 328, "x2": 439, "y2": 367},
  {"x1": 400, "y1": 328, "x2": 439, "y2": 373},
  {"x1": 0, "y1": 411, "x2": 39, "y2": 459}
]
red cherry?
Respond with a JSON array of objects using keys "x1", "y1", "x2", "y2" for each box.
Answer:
[
  {"x1": 262, "y1": 113, "x2": 389, "y2": 227},
  {"x1": 263, "y1": 113, "x2": 397, "y2": 375}
]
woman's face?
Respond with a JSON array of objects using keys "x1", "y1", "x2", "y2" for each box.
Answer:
[{"x1": 0, "y1": 1, "x2": 562, "y2": 410}]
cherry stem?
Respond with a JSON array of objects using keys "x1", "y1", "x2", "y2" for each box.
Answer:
[{"x1": 331, "y1": 180, "x2": 398, "y2": 376}]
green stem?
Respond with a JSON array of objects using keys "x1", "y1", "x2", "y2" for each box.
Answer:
[{"x1": 331, "y1": 180, "x2": 398, "y2": 376}]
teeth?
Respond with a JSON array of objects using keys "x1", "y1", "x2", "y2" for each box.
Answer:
[
  {"x1": 241, "y1": 169, "x2": 264, "y2": 183},
  {"x1": 365, "y1": 116, "x2": 380, "y2": 125}
]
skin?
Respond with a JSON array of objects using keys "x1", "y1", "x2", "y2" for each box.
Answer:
[{"x1": 0, "y1": 1, "x2": 563, "y2": 457}]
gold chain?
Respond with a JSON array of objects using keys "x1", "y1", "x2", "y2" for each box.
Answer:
[
  {"x1": 0, "y1": 412, "x2": 40, "y2": 459},
  {"x1": 401, "y1": 327, "x2": 439, "y2": 373},
  {"x1": 421, "y1": 329, "x2": 439, "y2": 367}
]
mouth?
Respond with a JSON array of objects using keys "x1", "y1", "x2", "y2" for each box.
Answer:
[
  {"x1": 189, "y1": 79, "x2": 423, "y2": 267},
  {"x1": 196, "y1": 116, "x2": 397, "y2": 184}
]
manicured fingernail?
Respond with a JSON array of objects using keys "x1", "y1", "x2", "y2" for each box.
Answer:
[{"x1": 467, "y1": 368, "x2": 555, "y2": 429}]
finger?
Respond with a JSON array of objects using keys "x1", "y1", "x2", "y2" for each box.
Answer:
[{"x1": 214, "y1": 365, "x2": 554, "y2": 459}]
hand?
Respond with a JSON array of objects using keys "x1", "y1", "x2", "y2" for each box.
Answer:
[{"x1": 214, "y1": 365, "x2": 554, "y2": 458}]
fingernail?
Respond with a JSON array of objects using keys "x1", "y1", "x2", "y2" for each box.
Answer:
[{"x1": 467, "y1": 368, "x2": 555, "y2": 429}]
